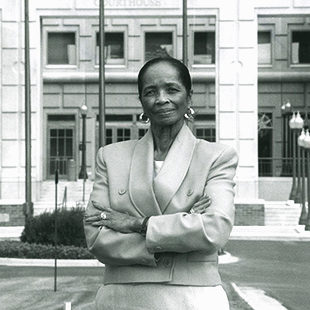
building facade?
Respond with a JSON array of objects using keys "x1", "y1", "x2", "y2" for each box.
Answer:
[{"x1": 1, "y1": 0, "x2": 310, "y2": 216}]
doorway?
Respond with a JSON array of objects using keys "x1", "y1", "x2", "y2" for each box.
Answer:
[{"x1": 47, "y1": 115, "x2": 76, "y2": 179}]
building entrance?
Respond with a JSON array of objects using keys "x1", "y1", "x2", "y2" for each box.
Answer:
[{"x1": 47, "y1": 115, "x2": 76, "y2": 179}]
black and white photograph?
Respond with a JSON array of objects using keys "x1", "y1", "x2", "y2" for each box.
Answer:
[{"x1": 0, "y1": 1, "x2": 310, "y2": 309}]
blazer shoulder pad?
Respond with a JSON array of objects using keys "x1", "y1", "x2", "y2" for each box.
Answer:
[
  {"x1": 196, "y1": 140, "x2": 238, "y2": 163},
  {"x1": 98, "y1": 139, "x2": 138, "y2": 158}
]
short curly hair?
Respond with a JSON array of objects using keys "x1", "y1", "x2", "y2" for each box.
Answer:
[{"x1": 137, "y1": 57, "x2": 192, "y2": 97}]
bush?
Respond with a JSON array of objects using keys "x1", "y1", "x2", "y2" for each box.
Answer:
[
  {"x1": 21, "y1": 207, "x2": 87, "y2": 248},
  {"x1": 0, "y1": 240, "x2": 94, "y2": 259}
]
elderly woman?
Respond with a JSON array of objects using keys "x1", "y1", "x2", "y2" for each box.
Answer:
[{"x1": 84, "y1": 57, "x2": 238, "y2": 310}]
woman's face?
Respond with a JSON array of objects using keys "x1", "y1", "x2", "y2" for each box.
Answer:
[{"x1": 139, "y1": 62, "x2": 192, "y2": 127}]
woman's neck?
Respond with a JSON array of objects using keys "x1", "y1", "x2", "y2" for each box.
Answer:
[{"x1": 151, "y1": 120, "x2": 184, "y2": 161}]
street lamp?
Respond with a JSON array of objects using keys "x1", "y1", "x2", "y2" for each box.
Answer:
[
  {"x1": 298, "y1": 128, "x2": 307, "y2": 225},
  {"x1": 289, "y1": 111, "x2": 304, "y2": 201},
  {"x1": 303, "y1": 130, "x2": 310, "y2": 231},
  {"x1": 79, "y1": 104, "x2": 88, "y2": 181},
  {"x1": 281, "y1": 101, "x2": 292, "y2": 175}
]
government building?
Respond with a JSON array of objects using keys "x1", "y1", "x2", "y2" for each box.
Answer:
[{"x1": 1, "y1": 0, "x2": 310, "y2": 226}]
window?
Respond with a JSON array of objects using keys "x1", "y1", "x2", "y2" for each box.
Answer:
[
  {"x1": 258, "y1": 31, "x2": 271, "y2": 65},
  {"x1": 193, "y1": 32, "x2": 215, "y2": 64},
  {"x1": 145, "y1": 32, "x2": 173, "y2": 61},
  {"x1": 138, "y1": 128, "x2": 148, "y2": 139},
  {"x1": 117, "y1": 128, "x2": 131, "y2": 142},
  {"x1": 195, "y1": 127, "x2": 216, "y2": 142},
  {"x1": 106, "y1": 128, "x2": 113, "y2": 145},
  {"x1": 258, "y1": 113, "x2": 273, "y2": 176},
  {"x1": 47, "y1": 114, "x2": 76, "y2": 178},
  {"x1": 96, "y1": 32, "x2": 124, "y2": 65},
  {"x1": 291, "y1": 31, "x2": 310, "y2": 64},
  {"x1": 47, "y1": 32, "x2": 76, "y2": 65}
]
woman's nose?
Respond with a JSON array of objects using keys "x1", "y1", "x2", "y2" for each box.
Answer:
[{"x1": 155, "y1": 90, "x2": 169, "y2": 105}]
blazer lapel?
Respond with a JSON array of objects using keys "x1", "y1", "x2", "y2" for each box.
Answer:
[
  {"x1": 153, "y1": 124, "x2": 197, "y2": 213},
  {"x1": 129, "y1": 129, "x2": 162, "y2": 217}
]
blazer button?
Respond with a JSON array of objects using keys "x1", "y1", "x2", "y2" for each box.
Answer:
[
  {"x1": 118, "y1": 189, "x2": 127, "y2": 195},
  {"x1": 187, "y1": 189, "x2": 193, "y2": 196}
]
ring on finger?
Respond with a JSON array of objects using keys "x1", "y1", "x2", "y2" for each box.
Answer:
[
  {"x1": 189, "y1": 209, "x2": 195, "y2": 214},
  {"x1": 100, "y1": 212, "x2": 107, "y2": 220}
]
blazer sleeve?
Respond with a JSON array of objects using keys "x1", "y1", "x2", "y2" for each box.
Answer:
[
  {"x1": 145, "y1": 145, "x2": 238, "y2": 254},
  {"x1": 84, "y1": 147, "x2": 157, "y2": 267}
]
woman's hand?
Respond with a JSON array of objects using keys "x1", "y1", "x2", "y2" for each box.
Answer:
[
  {"x1": 189, "y1": 195, "x2": 212, "y2": 214},
  {"x1": 84, "y1": 201, "x2": 143, "y2": 234}
]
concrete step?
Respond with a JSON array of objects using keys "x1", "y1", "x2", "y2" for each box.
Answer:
[
  {"x1": 265, "y1": 201, "x2": 302, "y2": 226},
  {"x1": 34, "y1": 180, "x2": 93, "y2": 215}
]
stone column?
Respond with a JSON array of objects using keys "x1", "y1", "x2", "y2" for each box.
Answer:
[{"x1": 217, "y1": 0, "x2": 258, "y2": 200}]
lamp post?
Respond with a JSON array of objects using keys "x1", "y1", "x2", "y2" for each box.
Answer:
[
  {"x1": 281, "y1": 101, "x2": 292, "y2": 175},
  {"x1": 298, "y1": 129, "x2": 307, "y2": 225},
  {"x1": 295, "y1": 112, "x2": 304, "y2": 202},
  {"x1": 79, "y1": 104, "x2": 88, "y2": 201},
  {"x1": 303, "y1": 130, "x2": 310, "y2": 231},
  {"x1": 289, "y1": 112, "x2": 304, "y2": 201}
]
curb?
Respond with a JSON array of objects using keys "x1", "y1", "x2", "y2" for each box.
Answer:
[
  {"x1": 229, "y1": 226, "x2": 310, "y2": 241},
  {"x1": 231, "y1": 282, "x2": 288, "y2": 310},
  {"x1": 0, "y1": 258, "x2": 103, "y2": 267},
  {"x1": 0, "y1": 252, "x2": 239, "y2": 267},
  {"x1": 2, "y1": 226, "x2": 310, "y2": 242},
  {"x1": 229, "y1": 235, "x2": 310, "y2": 241}
]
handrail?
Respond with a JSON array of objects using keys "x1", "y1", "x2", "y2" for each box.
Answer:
[{"x1": 258, "y1": 157, "x2": 293, "y2": 177}]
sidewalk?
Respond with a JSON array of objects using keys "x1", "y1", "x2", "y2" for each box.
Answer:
[
  {"x1": 1, "y1": 225, "x2": 310, "y2": 241},
  {"x1": 230, "y1": 225, "x2": 310, "y2": 241}
]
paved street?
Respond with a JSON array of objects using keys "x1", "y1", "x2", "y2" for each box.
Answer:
[
  {"x1": 1, "y1": 238, "x2": 310, "y2": 309},
  {"x1": 0, "y1": 265, "x2": 249, "y2": 310},
  {"x1": 0, "y1": 266, "x2": 101, "y2": 310},
  {"x1": 220, "y1": 240, "x2": 310, "y2": 310}
]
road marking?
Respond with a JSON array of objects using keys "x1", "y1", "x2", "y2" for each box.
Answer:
[{"x1": 231, "y1": 282, "x2": 288, "y2": 310}]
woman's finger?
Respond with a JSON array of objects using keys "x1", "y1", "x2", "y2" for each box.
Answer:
[
  {"x1": 84, "y1": 215, "x2": 102, "y2": 222},
  {"x1": 192, "y1": 205, "x2": 207, "y2": 214},
  {"x1": 84, "y1": 215, "x2": 95, "y2": 222},
  {"x1": 91, "y1": 220, "x2": 108, "y2": 227},
  {"x1": 84, "y1": 209, "x2": 113, "y2": 222},
  {"x1": 192, "y1": 197, "x2": 211, "y2": 208}
]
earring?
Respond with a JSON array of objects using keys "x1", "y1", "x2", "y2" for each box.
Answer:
[
  {"x1": 184, "y1": 107, "x2": 195, "y2": 120},
  {"x1": 139, "y1": 112, "x2": 150, "y2": 124}
]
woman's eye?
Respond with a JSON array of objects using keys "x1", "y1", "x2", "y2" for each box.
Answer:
[
  {"x1": 167, "y1": 87, "x2": 178, "y2": 93},
  {"x1": 144, "y1": 90, "x2": 155, "y2": 96}
]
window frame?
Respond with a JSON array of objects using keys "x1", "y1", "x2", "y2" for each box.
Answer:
[
  {"x1": 94, "y1": 28, "x2": 127, "y2": 69},
  {"x1": 43, "y1": 27, "x2": 79, "y2": 69},
  {"x1": 257, "y1": 25, "x2": 274, "y2": 68},
  {"x1": 43, "y1": 111, "x2": 79, "y2": 180},
  {"x1": 143, "y1": 29, "x2": 176, "y2": 63},
  {"x1": 190, "y1": 29, "x2": 216, "y2": 68},
  {"x1": 193, "y1": 114, "x2": 216, "y2": 142},
  {"x1": 289, "y1": 27, "x2": 310, "y2": 67}
]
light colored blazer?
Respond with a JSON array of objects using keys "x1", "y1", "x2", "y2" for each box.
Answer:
[{"x1": 84, "y1": 124, "x2": 238, "y2": 286}]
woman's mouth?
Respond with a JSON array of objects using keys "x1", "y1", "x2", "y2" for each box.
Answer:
[{"x1": 155, "y1": 109, "x2": 175, "y2": 116}]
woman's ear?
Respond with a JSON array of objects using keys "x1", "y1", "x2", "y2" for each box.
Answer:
[{"x1": 187, "y1": 89, "x2": 193, "y2": 106}]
